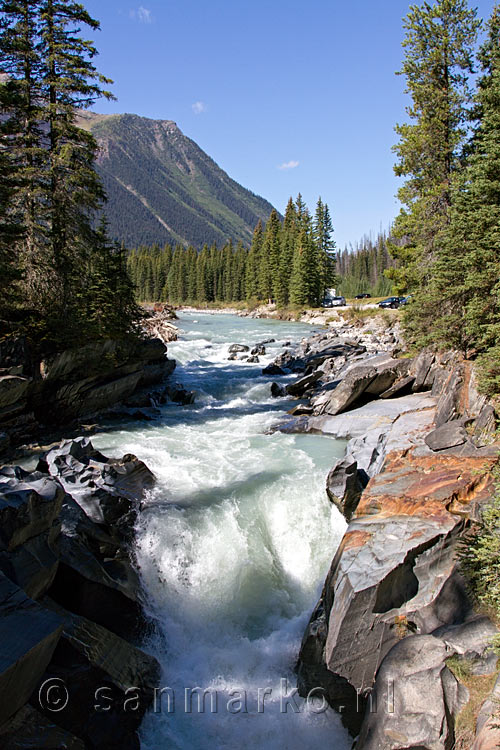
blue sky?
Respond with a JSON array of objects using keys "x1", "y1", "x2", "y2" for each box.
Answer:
[{"x1": 84, "y1": 0, "x2": 496, "y2": 249}]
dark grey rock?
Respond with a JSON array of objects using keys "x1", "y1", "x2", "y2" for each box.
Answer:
[
  {"x1": 326, "y1": 456, "x2": 366, "y2": 521},
  {"x1": 39, "y1": 438, "x2": 155, "y2": 527},
  {"x1": 379, "y1": 374, "x2": 415, "y2": 399},
  {"x1": 0, "y1": 525, "x2": 60, "y2": 600},
  {"x1": 356, "y1": 635, "x2": 469, "y2": 750},
  {"x1": 262, "y1": 364, "x2": 285, "y2": 376},
  {"x1": 411, "y1": 351, "x2": 436, "y2": 391},
  {"x1": 270, "y1": 382, "x2": 286, "y2": 398},
  {"x1": 0, "y1": 573, "x2": 63, "y2": 727},
  {"x1": 251, "y1": 345, "x2": 266, "y2": 356},
  {"x1": 0, "y1": 469, "x2": 64, "y2": 552},
  {"x1": 246, "y1": 355, "x2": 260, "y2": 363},
  {"x1": 286, "y1": 370, "x2": 323, "y2": 397},
  {"x1": 228, "y1": 344, "x2": 249, "y2": 353},
  {"x1": 0, "y1": 704, "x2": 85, "y2": 750},
  {"x1": 425, "y1": 422, "x2": 468, "y2": 451}
]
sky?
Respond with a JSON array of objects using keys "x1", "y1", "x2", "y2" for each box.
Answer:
[{"x1": 84, "y1": 0, "x2": 496, "y2": 249}]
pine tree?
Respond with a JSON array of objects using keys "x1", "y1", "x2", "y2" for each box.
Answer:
[
  {"x1": 389, "y1": 0, "x2": 480, "y2": 325},
  {"x1": 426, "y1": 6, "x2": 500, "y2": 391},
  {"x1": 246, "y1": 220, "x2": 263, "y2": 300},
  {"x1": 276, "y1": 197, "x2": 297, "y2": 307},
  {"x1": 314, "y1": 197, "x2": 336, "y2": 301}
]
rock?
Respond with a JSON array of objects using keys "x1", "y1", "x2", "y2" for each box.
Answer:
[
  {"x1": 435, "y1": 366, "x2": 463, "y2": 426},
  {"x1": 228, "y1": 344, "x2": 249, "y2": 353},
  {"x1": 0, "y1": 573, "x2": 63, "y2": 727},
  {"x1": 287, "y1": 404, "x2": 313, "y2": 416},
  {"x1": 165, "y1": 385, "x2": 195, "y2": 404},
  {"x1": 313, "y1": 356, "x2": 410, "y2": 416},
  {"x1": 0, "y1": 468, "x2": 64, "y2": 551},
  {"x1": 0, "y1": 704, "x2": 85, "y2": 750},
  {"x1": 285, "y1": 370, "x2": 323, "y2": 397},
  {"x1": 379, "y1": 374, "x2": 415, "y2": 399},
  {"x1": 436, "y1": 615, "x2": 499, "y2": 675},
  {"x1": 246, "y1": 355, "x2": 260, "y2": 363},
  {"x1": 256, "y1": 338, "x2": 275, "y2": 346},
  {"x1": 0, "y1": 431, "x2": 10, "y2": 455},
  {"x1": 298, "y1": 449, "x2": 496, "y2": 732},
  {"x1": 411, "y1": 351, "x2": 436, "y2": 391},
  {"x1": 473, "y1": 405, "x2": 497, "y2": 445},
  {"x1": 425, "y1": 421, "x2": 469, "y2": 451},
  {"x1": 251, "y1": 345, "x2": 266, "y2": 356},
  {"x1": 227, "y1": 352, "x2": 237, "y2": 361},
  {"x1": 48, "y1": 496, "x2": 143, "y2": 640},
  {"x1": 31, "y1": 599, "x2": 160, "y2": 750},
  {"x1": 0, "y1": 375, "x2": 29, "y2": 409},
  {"x1": 39, "y1": 438, "x2": 155, "y2": 527},
  {"x1": 356, "y1": 635, "x2": 469, "y2": 750},
  {"x1": 270, "y1": 382, "x2": 286, "y2": 398},
  {"x1": 472, "y1": 673, "x2": 500, "y2": 750},
  {"x1": 262, "y1": 364, "x2": 285, "y2": 376},
  {"x1": 0, "y1": 526, "x2": 60, "y2": 600},
  {"x1": 325, "y1": 456, "x2": 367, "y2": 521}
]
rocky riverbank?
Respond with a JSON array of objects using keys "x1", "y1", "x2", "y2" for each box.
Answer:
[
  {"x1": 0, "y1": 437, "x2": 161, "y2": 749},
  {"x1": 0, "y1": 311, "x2": 181, "y2": 458},
  {"x1": 261, "y1": 322, "x2": 499, "y2": 747}
]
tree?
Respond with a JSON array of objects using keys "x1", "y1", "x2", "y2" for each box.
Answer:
[
  {"x1": 425, "y1": 5, "x2": 500, "y2": 391},
  {"x1": 314, "y1": 197, "x2": 336, "y2": 301},
  {"x1": 389, "y1": 0, "x2": 480, "y2": 327}
]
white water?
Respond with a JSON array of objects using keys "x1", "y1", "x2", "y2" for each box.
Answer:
[{"x1": 92, "y1": 313, "x2": 350, "y2": 750}]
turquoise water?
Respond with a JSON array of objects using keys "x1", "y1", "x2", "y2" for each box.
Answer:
[{"x1": 92, "y1": 312, "x2": 350, "y2": 750}]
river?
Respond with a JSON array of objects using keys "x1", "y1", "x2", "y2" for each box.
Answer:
[{"x1": 92, "y1": 312, "x2": 351, "y2": 750}]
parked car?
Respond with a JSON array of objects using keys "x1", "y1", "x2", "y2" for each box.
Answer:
[
  {"x1": 330, "y1": 296, "x2": 346, "y2": 307},
  {"x1": 378, "y1": 296, "x2": 401, "y2": 309},
  {"x1": 355, "y1": 293, "x2": 371, "y2": 299},
  {"x1": 399, "y1": 295, "x2": 412, "y2": 306}
]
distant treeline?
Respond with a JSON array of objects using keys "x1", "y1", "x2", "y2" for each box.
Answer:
[
  {"x1": 127, "y1": 196, "x2": 337, "y2": 307},
  {"x1": 336, "y1": 233, "x2": 396, "y2": 298}
]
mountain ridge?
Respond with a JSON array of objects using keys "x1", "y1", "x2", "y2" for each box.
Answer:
[{"x1": 77, "y1": 111, "x2": 278, "y2": 248}]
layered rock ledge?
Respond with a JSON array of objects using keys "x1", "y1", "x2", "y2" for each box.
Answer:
[
  {"x1": 0, "y1": 437, "x2": 160, "y2": 749},
  {"x1": 269, "y1": 325, "x2": 500, "y2": 748}
]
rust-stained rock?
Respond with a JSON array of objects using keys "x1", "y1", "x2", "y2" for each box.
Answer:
[{"x1": 298, "y1": 447, "x2": 497, "y2": 732}]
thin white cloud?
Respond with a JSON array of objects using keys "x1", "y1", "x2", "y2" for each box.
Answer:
[
  {"x1": 278, "y1": 160, "x2": 299, "y2": 170},
  {"x1": 192, "y1": 101, "x2": 207, "y2": 115},
  {"x1": 130, "y1": 6, "x2": 152, "y2": 23}
]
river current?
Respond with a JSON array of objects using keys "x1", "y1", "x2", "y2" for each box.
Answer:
[{"x1": 92, "y1": 312, "x2": 351, "y2": 750}]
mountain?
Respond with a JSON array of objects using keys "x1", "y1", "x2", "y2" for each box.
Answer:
[{"x1": 77, "y1": 112, "x2": 278, "y2": 249}]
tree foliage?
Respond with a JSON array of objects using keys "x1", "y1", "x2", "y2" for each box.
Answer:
[{"x1": 0, "y1": 0, "x2": 138, "y2": 348}]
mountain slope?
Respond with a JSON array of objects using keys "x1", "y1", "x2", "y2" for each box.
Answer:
[{"x1": 78, "y1": 112, "x2": 277, "y2": 248}]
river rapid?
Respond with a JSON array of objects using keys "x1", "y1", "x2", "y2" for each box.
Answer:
[{"x1": 92, "y1": 312, "x2": 351, "y2": 750}]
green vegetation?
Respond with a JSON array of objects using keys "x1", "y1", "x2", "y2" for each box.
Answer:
[
  {"x1": 336, "y1": 231, "x2": 395, "y2": 298},
  {"x1": 79, "y1": 111, "x2": 278, "y2": 250},
  {"x1": 127, "y1": 195, "x2": 337, "y2": 307},
  {"x1": 389, "y1": 0, "x2": 500, "y2": 396},
  {"x1": 0, "y1": 0, "x2": 139, "y2": 350}
]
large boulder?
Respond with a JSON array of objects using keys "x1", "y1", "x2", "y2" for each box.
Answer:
[
  {"x1": 356, "y1": 635, "x2": 468, "y2": 750},
  {"x1": 0, "y1": 468, "x2": 64, "y2": 551},
  {"x1": 39, "y1": 437, "x2": 155, "y2": 527},
  {"x1": 0, "y1": 573, "x2": 63, "y2": 727},
  {"x1": 313, "y1": 356, "x2": 410, "y2": 416},
  {"x1": 325, "y1": 456, "x2": 367, "y2": 521},
  {"x1": 425, "y1": 421, "x2": 469, "y2": 451},
  {"x1": 32, "y1": 599, "x2": 160, "y2": 750},
  {"x1": 0, "y1": 375, "x2": 29, "y2": 410},
  {"x1": 228, "y1": 344, "x2": 249, "y2": 353},
  {"x1": 298, "y1": 449, "x2": 496, "y2": 733},
  {"x1": 285, "y1": 370, "x2": 323, "y2": 397},
  {"x1": 0, "y1": 704, "x2": 85, "y2": 749}
]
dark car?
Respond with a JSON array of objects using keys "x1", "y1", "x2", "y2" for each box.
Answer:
[
  {"x1": 399, "y1": 295, "x2": 412, "y2": 306},
  {"x1": 355, "y1": 293, "x2": 371, "y2": 299},
  {"x1": 378, "y1": 296, "x2": 401, "y2": 309}
]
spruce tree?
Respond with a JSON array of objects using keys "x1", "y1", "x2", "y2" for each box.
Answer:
[
  {"x1": 428, "y1": 6, "x2": 500, "y2": 392},
  {"x1": 276, "y1": 197, "x2": 297, "y2": 307},
  {"x1": 389, "y1": 0, "x2": 480, "y2": 343}
]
